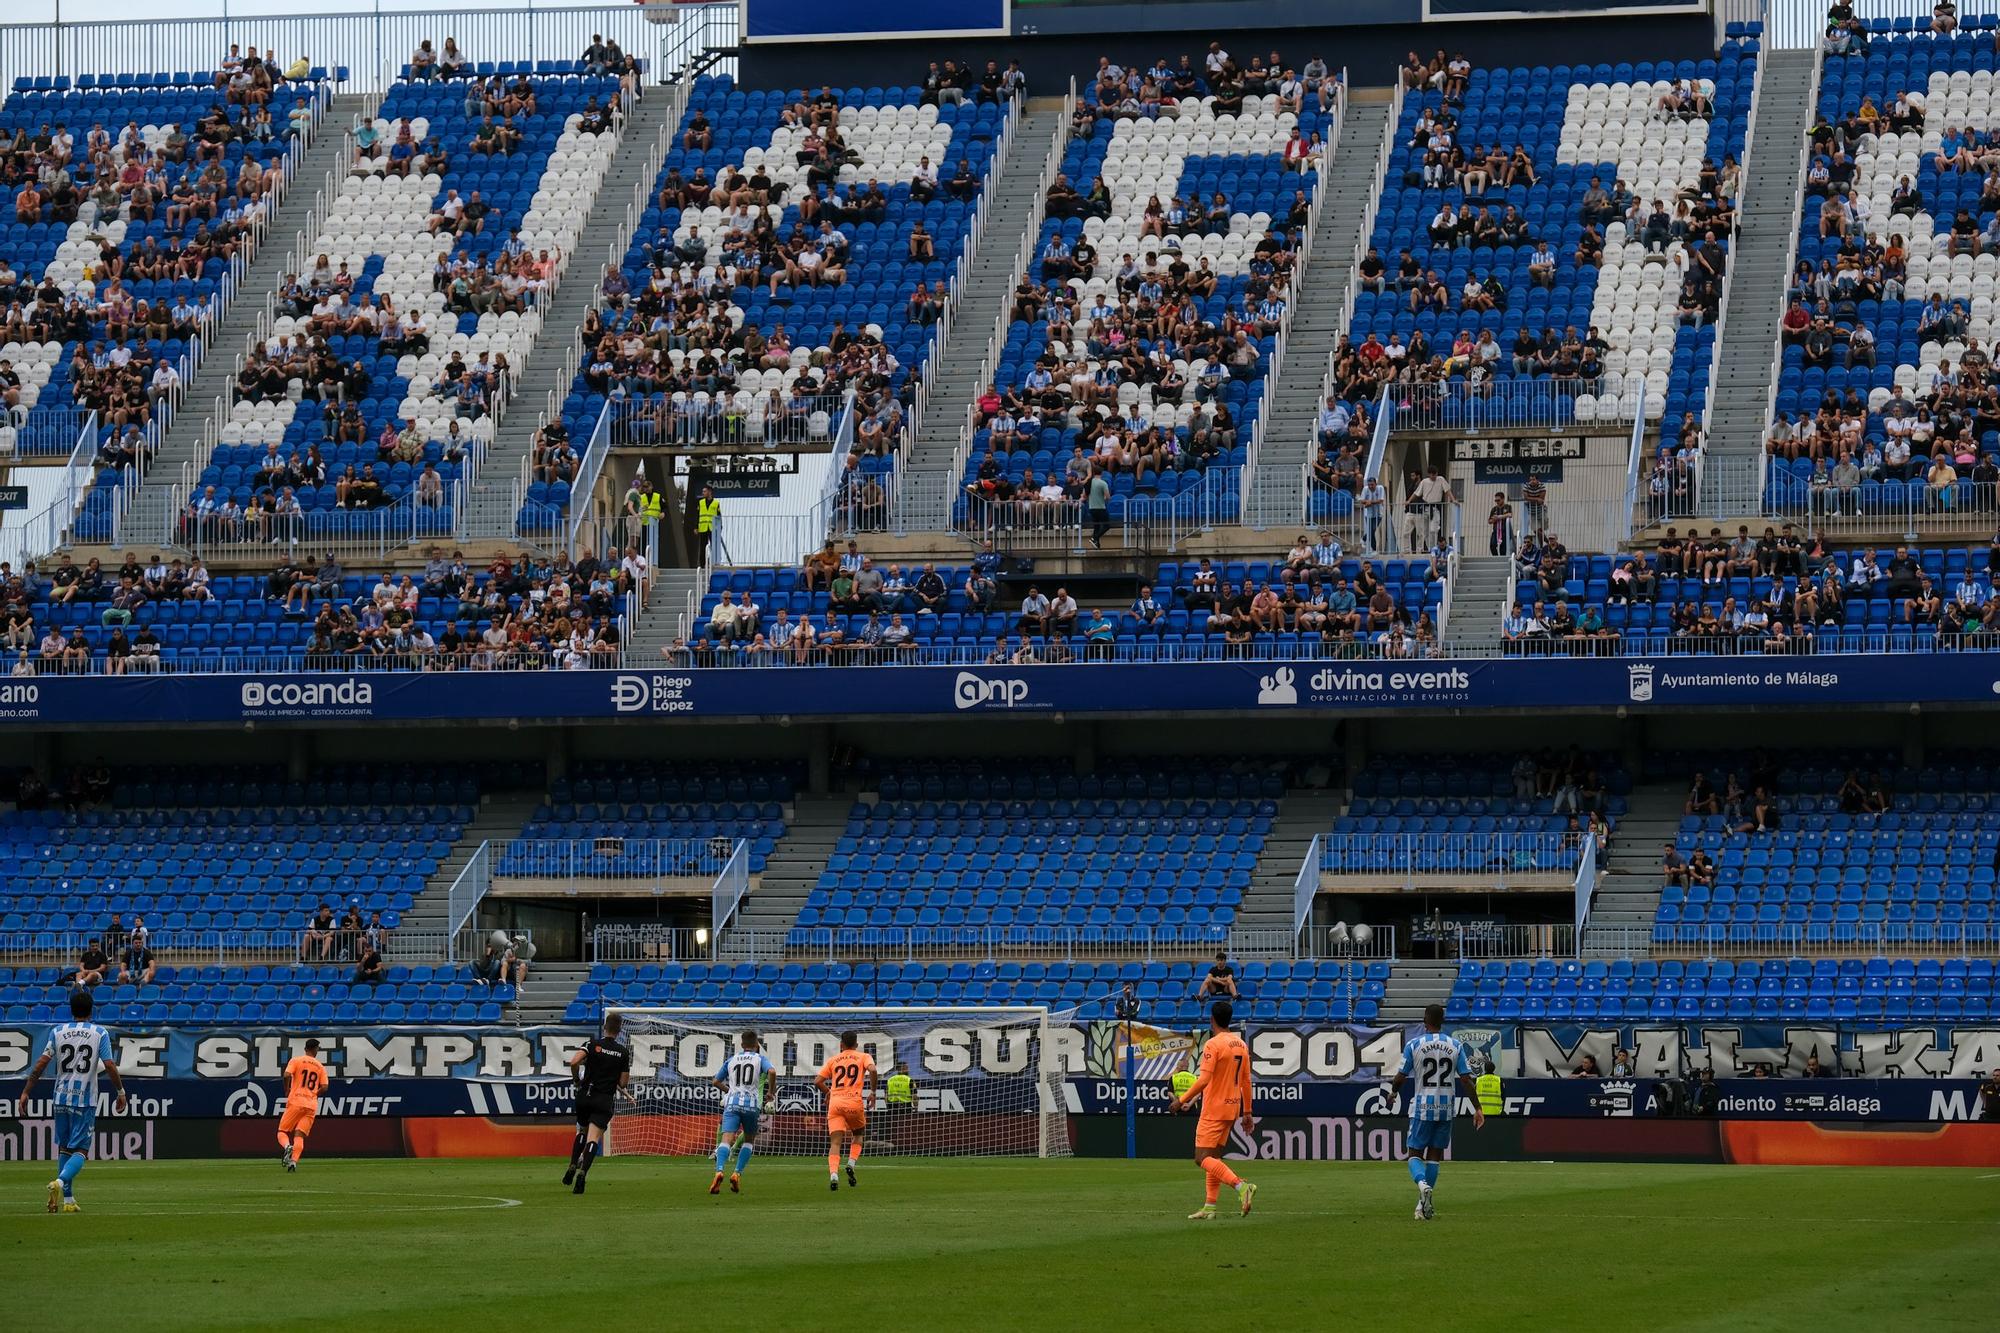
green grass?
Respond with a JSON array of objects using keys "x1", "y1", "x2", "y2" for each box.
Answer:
[{"x1": 1, "y1": 1158, "x2": 1990, "y2": 1329}]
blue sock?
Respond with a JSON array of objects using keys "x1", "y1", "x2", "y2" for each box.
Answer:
[
  {"x1": 1423, "y1": 1160, "x2": 1440, "y2": 1188},
  {"x1": 714, "y1": 1142, "x2": 732, "y2": 1174},
  {"x1": 1407, "y1": 1157, "x2": 1425, "y2": 1185},
  {"x1": 733, "y1": 1142, "x2": 754, "y2": 1176},
  {"x1": 58, "y1": 1152, "x2": 84, "y2": 1195}
]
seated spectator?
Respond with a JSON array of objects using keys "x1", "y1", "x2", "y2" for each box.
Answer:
[
  {"x1": 353, "y1": 939, "x2": 387, "y2": 985},
  {"x1": 300, "y1": 903, "x2": 336, "y2": 961},
  {"x1": 116, "y1": 928, "x2": 155, "y2": 985},
  {"x1": 1196, "y1": 951, "x2": 1238, "y2": 999},
  {"x1": 72, "y1": 937, "x2": 108, "y2": 987}
]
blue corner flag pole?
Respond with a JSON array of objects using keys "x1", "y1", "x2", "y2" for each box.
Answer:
[{"x1": 1123, "y1": 1022, "x2": 1136, "y2": 1160}]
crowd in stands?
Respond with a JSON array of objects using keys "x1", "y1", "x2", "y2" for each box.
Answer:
[{"x1": 0, "y1": 543, "x2": 649, "y2": 672}]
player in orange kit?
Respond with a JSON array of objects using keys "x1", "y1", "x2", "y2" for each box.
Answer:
[
  {"x1": 278, "y1": 1038, "x2": 328, "y2": 1171},
  {"x1": 815, "y1": 1030, "x2": 877, "y2": 1191},
  {"x1": 1170, "y1": 1000, "x2": 1257, "y2": 1220}
]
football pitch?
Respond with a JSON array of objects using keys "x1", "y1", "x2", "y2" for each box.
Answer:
[{"x1": 1, "y1": 1158, "x2": 1991, "y2": 1330}]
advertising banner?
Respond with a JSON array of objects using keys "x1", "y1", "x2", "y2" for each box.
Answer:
[
  {"x1": 6, "y1": 650, "x2": 2000, "y2": 727},
  {"x1": 7, "y1": 1021, "x2": 1998, "y2": 1085}
]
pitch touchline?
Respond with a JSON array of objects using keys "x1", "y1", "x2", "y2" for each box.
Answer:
[{"x1": 13, "y1": 1190, "x2": 523, "y2": 1217}]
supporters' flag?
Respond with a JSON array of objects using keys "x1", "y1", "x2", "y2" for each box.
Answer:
[{"x1": 1087, "y1": 1021, "x2": 1200, "y2": 1080}]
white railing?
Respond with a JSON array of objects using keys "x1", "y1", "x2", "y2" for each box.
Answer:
[
  {"x1": 498, "y1": 836, "x2": 734, "y2": 880},
  {"x1": 8, "y1": 411, "x2": 95, "y2": 566},
  {"x1": 710, "y1": 837, "x2": 751, "y2": 956},
  {"x1": 563, "y1": 398, "x2": 617, "y2": 558},
  {"x1": 0, "y1": 5, "x2": 663, "y2": 95},
  {"x1": 512, "y1": 60, "x2": 696, "y2": 543},
  {"x1": 1438, "y1": 500, "x2": 1464, "y2": 633},
  {"x1": 1289, "y1": 76, "x2": 1405, "y2": 532},
  {"x1": 1694, "y1": 30, "x2": 1763, "y2": 454},
  {"x1": 1762, "y1": 40, "x2": 1823, "y2": 443},
  {"x1": 914, "y1": 77, "x2": 1076, "y2": 534},
  {"x1": 1613, "y1": 376, "x2": 1651, "y2": 551},
  {"x1": 1429, "y1": 921, "x2": 1577, "y2": 960},
  {"x1": 1240, "y1": 71, "x2": 1342, "y2": 528},
  {"x1": 443, "y1": 839, "x2": 492, "y2": 960},
  {"x1": 1392, "y1": 376, "x2": 1639, "y2": 435},
  {"x1": 1322, "y1": 832, "x2": 1580, "y2": 888},
  {"x1": 1295, "y1": 923, "x2": 1399, "y2": 961},
  {"x1": 1292, "y1": 832, "x2": 1322, "y2": 940},
  {"x1": 0, "y1": 927, "x2": 495, "y2": 967},
  {"x1": 900, "y1": 90, "x2": 1024, "y2": 492},
  {"x1": 1572, "y1": 832, "x2": 1599, "y2": 956},
  {"x1": 1587, "y1": 920, "x2": 2000, "y2": 958}
]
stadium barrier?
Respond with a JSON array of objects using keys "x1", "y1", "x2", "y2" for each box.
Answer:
[
  {"x1": 1320, "y1": 832, "x2": 1581, "y2": 884},
  {"x1": 587, "y1": 925, "x2": 1304, "y2": 964},
  {"x1": 495, "y1": 836, "x2": 735, "y2": 882},
  {"x1": 0, "y1": 3, "x2": 667, "y2": 96},
  {"x1": 0, "y1": 927, "x2": 510, "y2": 967},
  {"x1": 1583, "y1": 922, "x2": 2000, "y2": 958}
]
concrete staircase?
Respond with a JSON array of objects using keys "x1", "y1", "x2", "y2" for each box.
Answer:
[
  {"x1": 121, "y1": 94, "x2": 372, "y2": 547},
  {"x1": 1446, "y1": 554, "x2": 1513, "y2": 642},
  {"x1": 719, "y1": 793, "x2": 855, "y2": 955},
  {"x1": 459, "y1": 92, "x2": 692, "y2": 540},
  {"x1": 511, "y1": 963, "x2": 589, "y2": 1026},
  {"x1": 898, "y1": 106, "x2": 1066, "y2": 525},
  {"x1": 1380, "y1": 960, "x2": 1456, "y2": 1021},
  {"x1": 626, "y1": 566, "x2": 703, "y2": 662},
  {"x1": 1703, "y1": 47, "x2": 1816, "y2": 457},
  {"x1": 1234, "y1": 788, "x2": 1342, "y2": 940},
  {"x1": 1582, "y1": 780, "x2": 1682, "y2": 956},
  {"x1": 399, "y1": 790, "x2": 546, "y2": 947},
  {"x1": 1246, "y1": 99, "x2": 1392, "y2": 527}
]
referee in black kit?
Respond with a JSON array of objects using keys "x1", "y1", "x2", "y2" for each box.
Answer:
[{"x1": 564, "y1": 1011, "x2": 632, "y2": 1194}]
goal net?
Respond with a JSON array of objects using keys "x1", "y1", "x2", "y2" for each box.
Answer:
[{"x1": 603, "y1": 1005, "x2": 1077, "y2": 1159}]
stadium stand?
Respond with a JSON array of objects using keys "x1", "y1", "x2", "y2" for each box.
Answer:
[
  {"x1": 179, "y1": 67, "x2": 624, "y2": 542},
  {"x1": 1448, "y1": 955, "x2": 1998, "y2": 1022},
  {"x1": 0, "y1": 69, "x2": 334, "y2": 535},
  {"x1": 959, "y1": 51, "x2": 1337, "y2": 528},
  {"x1": 785, "y1": 761, "x2": 1280, "y2": 939},
  {"x1": 1335, "y1": 751, "x2": 1628, "y2": 869},
  {"x1": 7, "y1": 547, "x2": 635, "y2": 671},
  {"x1": 569, "y1": 957, "x2": 1387, "y2": 1025},
  {"x1": 1519, "y1": 541, "x2": 2000, "y2": 651},
  {"x1": 501, "y1": 758, "x2": 803, "y2": 872},
  {"x1": 541, "y1": 75, "x2": 1010, "y2": 530},
  {"x1": 1336, "y1": 44, "x2": 1756, "y2": 459},
  {"x1": 675, "y1": 547, "x2": 1445, "y2": 662},
  {"x1": 1767, "y1": 23, "x2": 2000, "y2": 520},
  {"x1": 1654, "y1": 749, "x2": 2000, "y2": 947}
]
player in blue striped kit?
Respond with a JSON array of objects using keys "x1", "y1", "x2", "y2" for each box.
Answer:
[
  {"x1": 1388, "y1": 1003, "x2": 1484, "y2": 1221},
  {"x1": 14, "y1": 989, "x2": 128, "y2": 1213},
  {"x1": 710, "y1": 1031, "x2": 776, "y2": 1195}
]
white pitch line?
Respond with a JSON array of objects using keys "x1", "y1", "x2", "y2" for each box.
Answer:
[{"x1": 12, "y1": 1190, "x2": 523, "y2": 1218}]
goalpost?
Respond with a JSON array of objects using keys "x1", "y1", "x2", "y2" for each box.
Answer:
[{"x1": 603, "y1": 1006, "x2": 1078, "y2": 1159}]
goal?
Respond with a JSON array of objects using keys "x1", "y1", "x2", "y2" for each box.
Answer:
[{"x1": 602, "y1": 1005, "x2": 1077, "y2": 1159}]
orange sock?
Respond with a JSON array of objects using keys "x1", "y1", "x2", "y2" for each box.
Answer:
[
  {"x1": 827, "y1": 1152, "x2": 840, "y2": 1174},
  {"x1": 289, "y1": 1135, "x2": 308, "y2": 1162},
  {"x1": 1204, "y1": 1175, "x2": 1220, "y2": 1205},
  {"x1": 848, "y1": 1142, "x2": 862, "y2": 1164},
  {"x1": 1202, "y1": 1157, "x2": 1240, "y2": 1189},
  {"x1": 276, "y1": 1131, "x2": 290, "y2": 1152}
]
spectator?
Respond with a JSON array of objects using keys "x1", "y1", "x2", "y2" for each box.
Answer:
[
  {"x1": 1196, "y1": 951, "x2": 1238, "y2": 1000},
  {"x1": 1570, "y1": 1054, "x2": 1601, "y2": 1078},
  {"x1": 72, "y1": 937, "x2": 108, "y2": 987},
  {"x1": 301, "y1": 902, "x2": 336, "y2": 961},
  {"x1": 353, "y1": 937, "x2": 387, "y2": 985},
  {"x1": 1981, "y1": 1068, "x2": 2000, "y2": 1120},
  {"x1": 116, "y1": 928, "x2": 156, "y2": 985},
  {"x1": 1801, "y1": 1054, "x2": 1838, "y2": 1078}
]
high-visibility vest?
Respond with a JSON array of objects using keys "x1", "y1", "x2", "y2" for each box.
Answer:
[
  {"x1": 886, "y1": 1073, "x2": 914, "y2": 1104},
  {"x1": 634, "y1": 490, "x2": 661, "y2": 524},
  {"x1": 1171, "y1": 1070, "x2": 1198, "y2": 1098},
  {"x1": 697, "y1": 497, "x2": 721, "y2": 532},
  {"x1": 1476, "y1": 1072, "x2": 1503, "y2": 1116}
]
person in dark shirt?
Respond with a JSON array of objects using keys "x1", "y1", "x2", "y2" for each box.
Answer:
[
  {"x1": 1981, "y1": 1069, "x2": 2000, "y2": 1120},
  {"x1": 1197, "y1": 951, "x2": 1238, "y2": 1000},
  {"x1": 564, "y1": 1012, "x2": 632, "y2": 1193}
]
